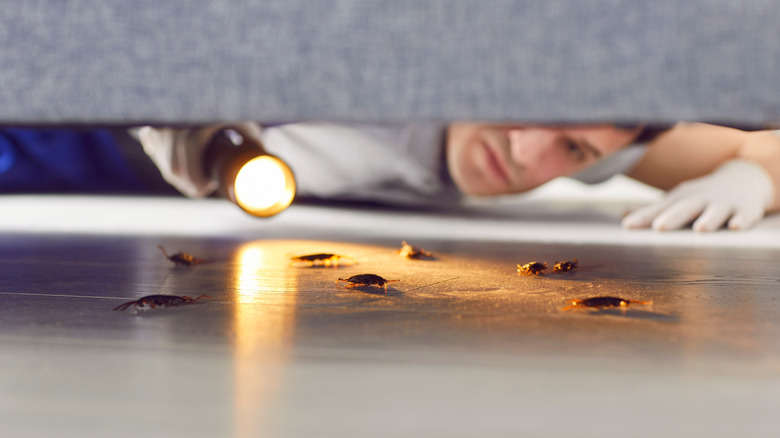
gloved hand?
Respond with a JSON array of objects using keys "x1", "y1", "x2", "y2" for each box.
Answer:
[
  {"x1": 132, "y1": 122, "x2": 262, "y2": 198},
  {"x1": 622, "y1": 159, "x2": 775, "y2": 231}
]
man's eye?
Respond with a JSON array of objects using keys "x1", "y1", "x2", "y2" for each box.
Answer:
[{"x1": 565, "y1": 139, "x2": 585, "y2": 161}]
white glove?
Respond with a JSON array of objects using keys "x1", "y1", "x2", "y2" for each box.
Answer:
[
  {"x1": 133, "y1": 122, "x2": 263, "y2": 198},
  {"x1": 622, "y1": 159, "x2": 774, "y2": 232}
]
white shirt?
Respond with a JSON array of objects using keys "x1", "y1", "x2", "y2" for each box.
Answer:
[
  {"x1": 262, "y1": 122, "x2": 461, "y2": 206},
  {"x1": 571, "y1": 143, "x2": 648, "y2": 184}
]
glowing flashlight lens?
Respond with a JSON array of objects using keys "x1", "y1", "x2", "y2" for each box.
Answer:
[{"x1": 233, "y1": 156, "x2": 295, "y2": 217}]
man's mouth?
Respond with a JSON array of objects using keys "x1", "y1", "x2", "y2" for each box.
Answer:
[{"x1": 480, "y1": 140, "x2": 512, "y2": 188}]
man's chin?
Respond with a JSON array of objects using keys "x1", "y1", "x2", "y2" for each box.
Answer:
[{"x1": 458, "y1": 182, "x2": 513, "y2": 197}]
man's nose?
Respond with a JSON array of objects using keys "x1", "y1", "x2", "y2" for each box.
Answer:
[{"x1": 508, "y1": 129, "x2": 552, "y2": 167}]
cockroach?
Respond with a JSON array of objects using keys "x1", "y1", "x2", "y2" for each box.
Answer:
[
  {"x1": 113, "y1": 294, "x2": 209, "y2": 312},
  {"x1": 553, "y1": 258, "x2": 579, "y2": 273},
  {"x1": 158, "y1": 245, "x2": 205, "y2": 266},
  {"x1": 517, "y1": 261, "x2": 547, "y2": 276},
  {"x1": 398, "y1": 241, "x2": 435, "y2": 260},
  {"x1": 290, "y1": 253, "x2": 356, "y2": 267},
  {"x1": 563, "y1": 296, "x2": 653, "y2": 311},
  {"x1": 336, "y1": 274, "x2": 399, "y2": 291}
]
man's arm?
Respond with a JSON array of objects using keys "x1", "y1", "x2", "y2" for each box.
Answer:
[{"x1": 623, "y1": 122, "x2": 780, "y2": 230}]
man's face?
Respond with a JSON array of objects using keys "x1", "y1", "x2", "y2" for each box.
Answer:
[{"x1": 446, "y1": 123, "x2": 641, "y2": 196}]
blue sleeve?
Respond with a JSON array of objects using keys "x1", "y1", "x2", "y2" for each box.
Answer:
[{"x1": 0, "y1": 128, "x2": 147, "y2": 193}]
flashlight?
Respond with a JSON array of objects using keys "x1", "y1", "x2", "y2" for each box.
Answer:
[{"x1": 204, "y1": 128, "x2": 296, "y2": 217}]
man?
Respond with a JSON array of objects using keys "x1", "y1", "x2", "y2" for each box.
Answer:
[{"x1": 138, "y1": 121, "x2": 780, "y2": 232}]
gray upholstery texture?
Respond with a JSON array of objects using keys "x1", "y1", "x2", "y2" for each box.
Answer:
[{"x1": 1, "y1": 0, "x2": 779, "y2": 125}]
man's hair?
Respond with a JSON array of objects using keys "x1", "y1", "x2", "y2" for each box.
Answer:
[{"x1": 612, "y1": 123, "x2": 672, "y2": 144}]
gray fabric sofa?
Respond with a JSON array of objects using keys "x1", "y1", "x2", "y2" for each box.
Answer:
[{"x1": 1, "y1": 0, "x2": 779, "y2": 125}]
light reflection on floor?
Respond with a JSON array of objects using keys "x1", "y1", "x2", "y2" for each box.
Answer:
[{"x1": 233, "y1": 241, "x2": 298, "y2": 437}]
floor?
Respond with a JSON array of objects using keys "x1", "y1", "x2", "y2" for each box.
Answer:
[{"x1": 1, "y1": 179, "x2": 779, "y2": 438}]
